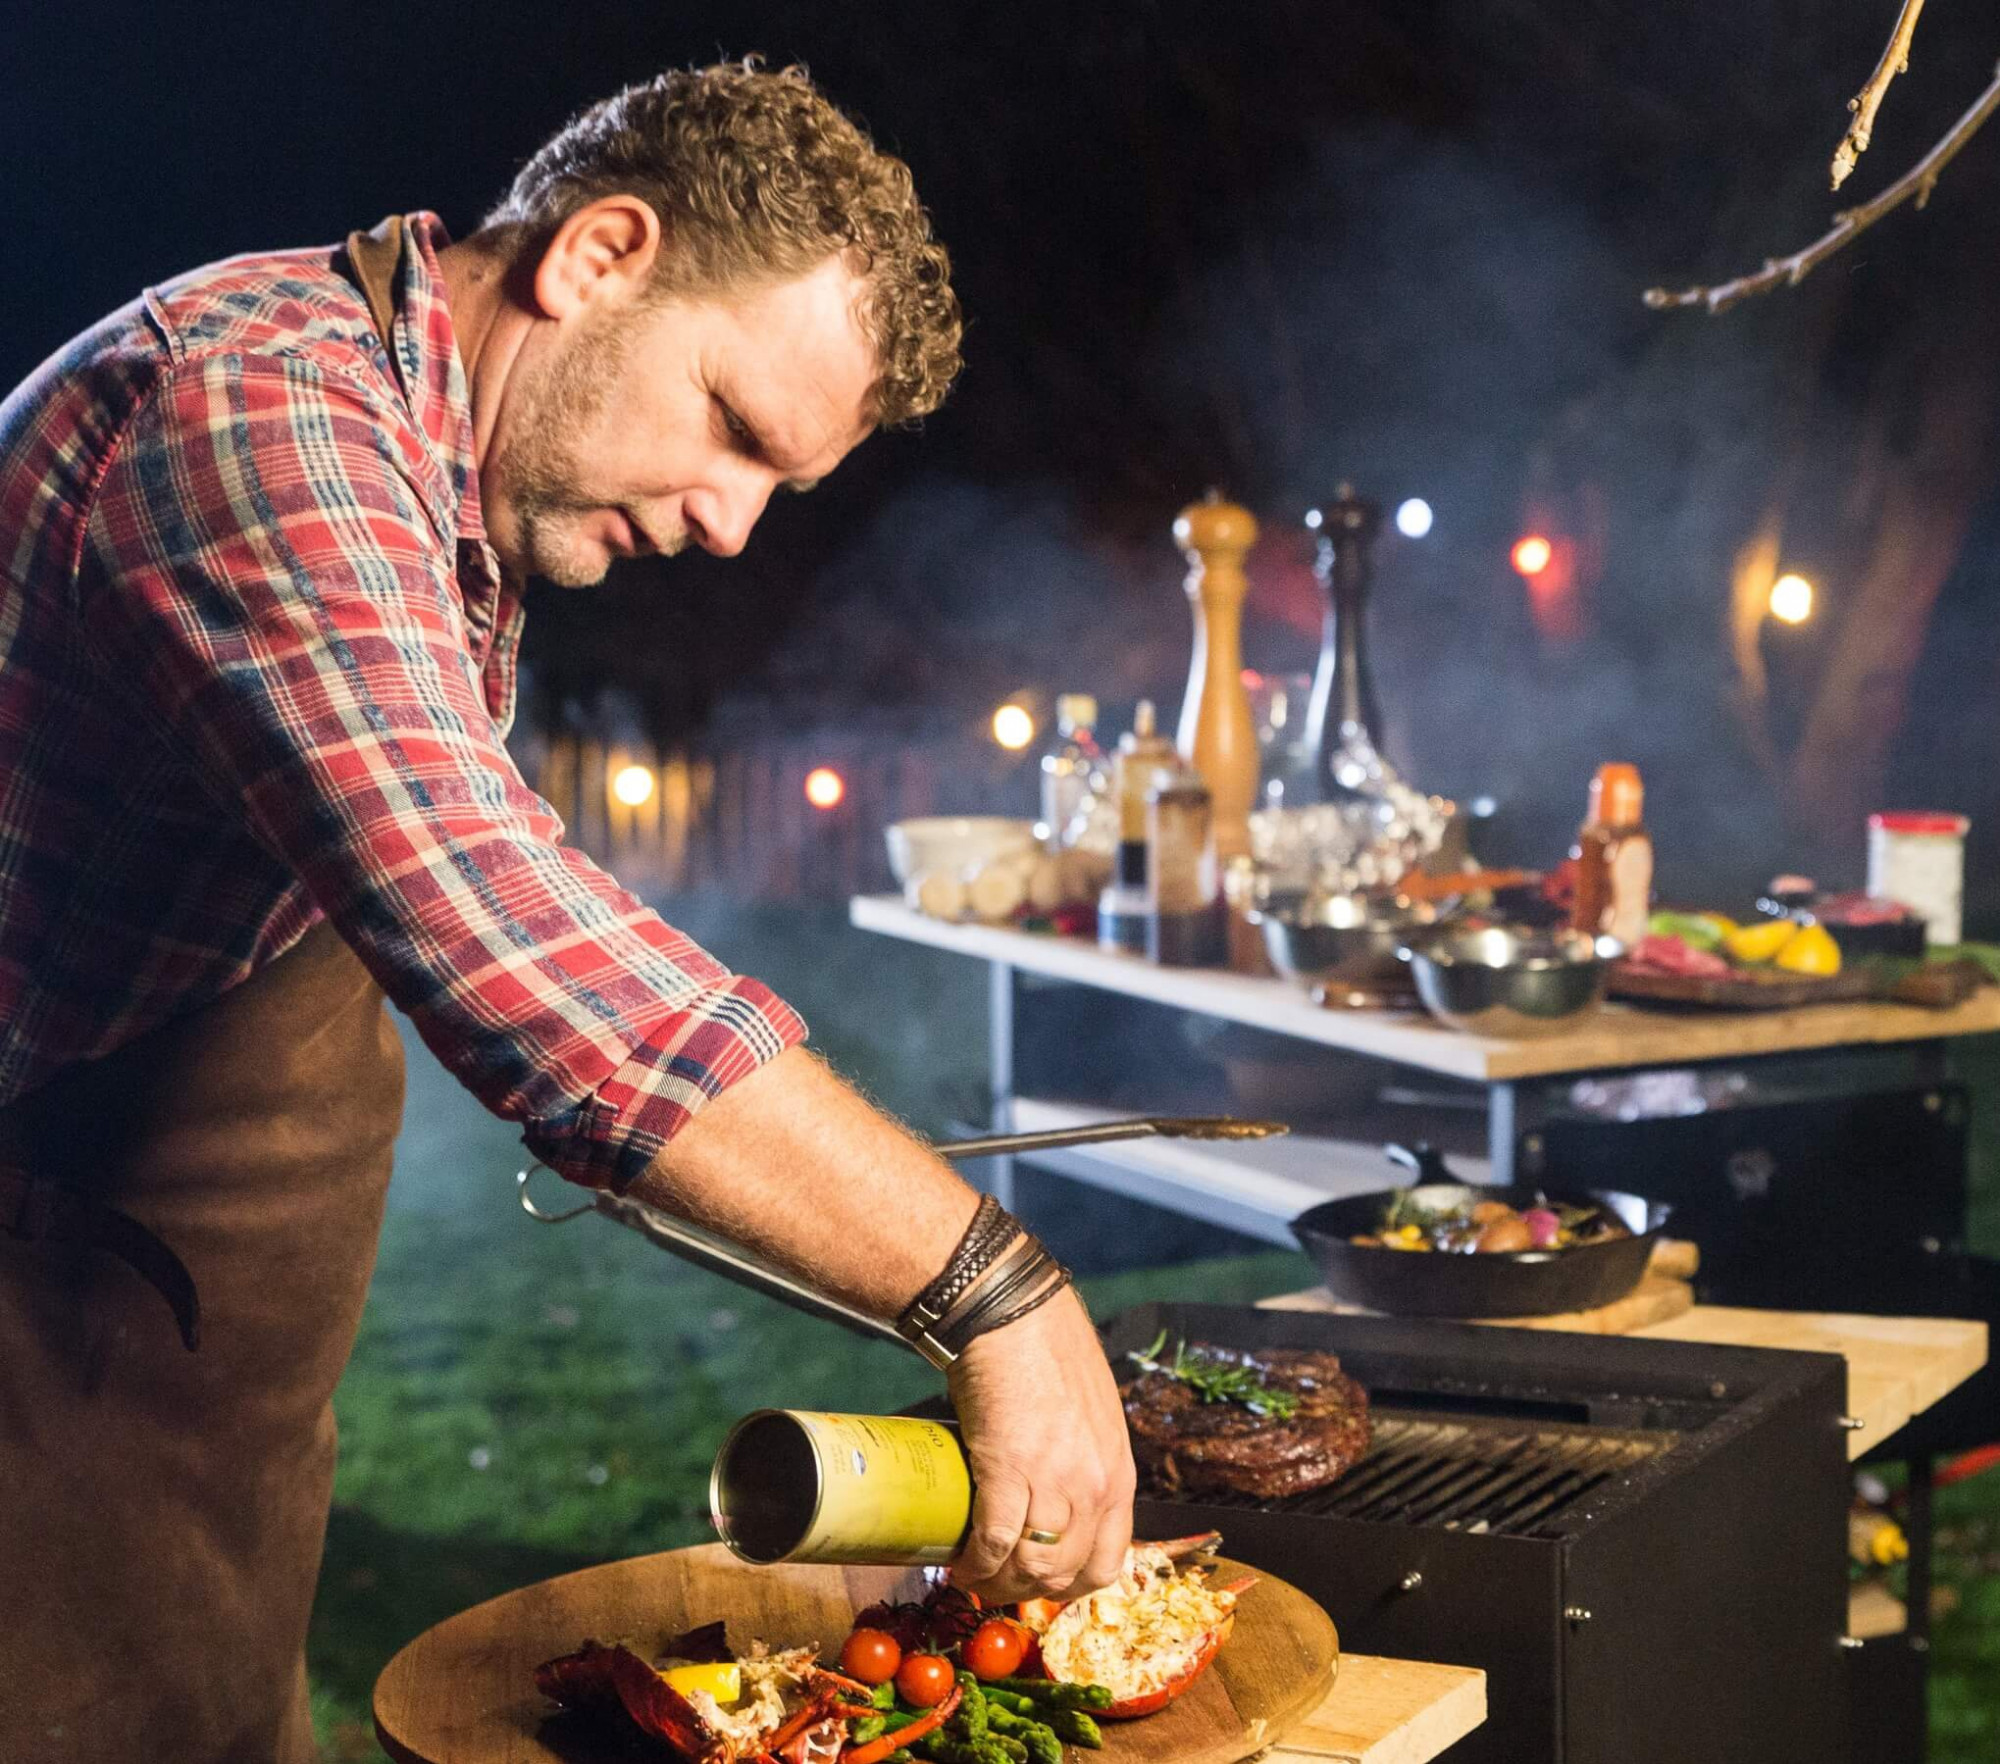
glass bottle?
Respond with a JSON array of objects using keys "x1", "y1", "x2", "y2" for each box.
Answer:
[
  {"x1": 1146, "y1": 777, "x2": 1223, "y2": 966},
  {"x1": 1596, "y1": 764, "x2": 1653, "y2": 949},
  {"x1": 1570, "y1": 763, "x2": 1652, "y2": 946},
  {"x1": 1112, "y1": 699, "x2": 1178, "y2": 887},
  {"x1": 1099, "y1": 700, "x2": 1178, "y2": 953},
  {"x1": 1038, "y1": 693, "x2": 1103, "y2": 845}
]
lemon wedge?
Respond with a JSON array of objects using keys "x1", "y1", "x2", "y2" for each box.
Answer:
[{"x1": 663, "y1": 1662, "x2": 742, "y2": 1704}]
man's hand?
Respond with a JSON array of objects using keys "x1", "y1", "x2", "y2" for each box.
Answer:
[
  {"x1": 946, "y1": 1286, "x2": 1137, "y2": 1603},
  {"x1": 630, "y1": 1050, "x2": 1136, "y2": 1602}
]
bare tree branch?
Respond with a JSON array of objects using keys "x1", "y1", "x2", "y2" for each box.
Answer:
[
  {"x1": 1644, "y1": 61, "x2": 2000, "y2": 315},
  {"x1": 1832, "y1": 0, "x2": 1927, "y2": 190}
]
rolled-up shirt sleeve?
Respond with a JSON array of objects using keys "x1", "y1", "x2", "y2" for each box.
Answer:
[{"x1": 77, "y1": 350, "x2": 805, "y2": 1191}]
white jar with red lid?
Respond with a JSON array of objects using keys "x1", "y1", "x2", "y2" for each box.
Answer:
[{"x1": 1866, "y1": 811, "x2": 1970, "y2": 945}]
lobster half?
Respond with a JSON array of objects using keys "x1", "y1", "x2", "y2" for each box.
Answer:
[{"x1": 1015, "y1": 1532, "x2": 1256, "y2": 1720}]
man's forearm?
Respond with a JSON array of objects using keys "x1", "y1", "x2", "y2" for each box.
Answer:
[{"x1": 625, "y1": 1046, "x2": 980, "y2": 1319}]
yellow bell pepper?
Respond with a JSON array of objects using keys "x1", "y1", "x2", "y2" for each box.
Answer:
[
  {"x1": 1848, "y1": 1510, "x2": 1909, "y2": 1567},
  {"x1": 1724, "y1": 918, "x2": 1799, "y2": 964},
  {"x1": 1774, "y1": 923, "x2": 1841, "y2": 976}
]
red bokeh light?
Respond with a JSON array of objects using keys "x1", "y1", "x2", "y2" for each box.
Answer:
[{"x1": 1511, "y1": 534, "x2": 1554, "y2": 577}]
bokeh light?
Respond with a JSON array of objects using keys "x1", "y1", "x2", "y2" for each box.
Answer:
[
  {"x1": 1511, "y1": 534, "x2": 1554, "y2": 577},
  {"x1": 804, "y1": 766, "x2": 846, "y2": 810},
  {"x1": 1395, "y1": 498, "x2": 1434, "y2": 539},
  {"x1": 1769, "y1": 573, "x2": 1815, "y2": 625},
  {"x1": 991, "y1": 703, "x2": 1036, "y2": 750},
  {"x1": 611, "y1": 764, "x2": 656, "y2": 807}
]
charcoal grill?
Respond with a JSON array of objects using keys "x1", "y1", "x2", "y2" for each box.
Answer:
[{"x1": 1108, "y1": 1302, "x2": 1852, "y2": 1764}]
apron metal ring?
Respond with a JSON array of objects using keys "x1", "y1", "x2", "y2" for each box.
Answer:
[{"x1": 516, "y1": 1164, "x2": 593, "y2": 1224}]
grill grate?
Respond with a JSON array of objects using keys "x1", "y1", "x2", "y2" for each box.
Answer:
[{"x1": 1147, "y1": 1408, "x2": 1675, "y2": 1537}]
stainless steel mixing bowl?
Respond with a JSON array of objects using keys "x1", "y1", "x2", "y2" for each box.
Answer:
[
  {"x1": 1249, "y1": 889, "x2": 1447, "y2": 1003},
  {"x1": 1403, "y1": 924, "x2": 1610, "y2": 1036}
]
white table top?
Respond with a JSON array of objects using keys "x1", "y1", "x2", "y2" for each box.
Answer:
[
  {"x1": 852, "y1": 895, "x2": 2000, "y2": 1081},
  {"x1": 1001, "y1": 1097, "x2": 1488, "y2": 1246}
]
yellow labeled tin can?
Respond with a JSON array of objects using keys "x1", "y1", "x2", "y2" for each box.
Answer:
[{"x1": 710, "y1": 1410, "x2": 973, "y2": 1566}]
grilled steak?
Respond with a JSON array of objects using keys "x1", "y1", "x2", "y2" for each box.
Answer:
[{"x1": 1124, "y1": 1345, "x2": 1371, "y2": 1501}]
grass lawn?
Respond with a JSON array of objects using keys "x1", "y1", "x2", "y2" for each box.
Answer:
[{"x1": 309, "y1": 900, "x2": 2000, "y2": 1760}]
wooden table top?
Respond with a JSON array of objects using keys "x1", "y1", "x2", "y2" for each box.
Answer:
[
  {"x1": 1268, "y1": 1655, "x2": 1485, "y2": 1764},
  {"x1": 1262, "y1": 1288, "x2": 1988, "y2": 1459},
  {"x1": 850, "y1": 896, "x2": 2000, "y2": 1081}
]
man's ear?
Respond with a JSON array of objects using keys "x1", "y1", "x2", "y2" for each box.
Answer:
[{"x1": 529, "y1": 195, "x2": 663, "y2": 320}]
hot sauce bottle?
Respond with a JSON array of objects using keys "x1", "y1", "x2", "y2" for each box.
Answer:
[{"x1": 1570, "y1": 763, "x2": 1652, "y2": 947}]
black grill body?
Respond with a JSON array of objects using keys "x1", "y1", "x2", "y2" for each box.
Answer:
[{"x1": 1109, "y1": 1303, "x2": 1850, "y2": 1764}]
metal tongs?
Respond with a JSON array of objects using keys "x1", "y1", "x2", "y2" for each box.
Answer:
[{"x1": 516, "y1": 1115, "x2": 1287, "y2": 1355}]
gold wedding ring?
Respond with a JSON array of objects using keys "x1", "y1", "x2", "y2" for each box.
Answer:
[{"x1": 1022, "y1": 1527, "x2": 1065, "y2": 1546}]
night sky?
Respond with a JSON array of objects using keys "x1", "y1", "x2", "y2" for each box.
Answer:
[{"x1": 9, "y1": 1, "x2": 2000, "y2": 915}]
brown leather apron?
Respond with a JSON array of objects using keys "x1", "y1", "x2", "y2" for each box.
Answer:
[
  {"x1": 0, "y1": 922, "x2": 406, "y2": 1762},
  {"x1": 0, "y1": 221, "x2": 424, "y2": 1762}
]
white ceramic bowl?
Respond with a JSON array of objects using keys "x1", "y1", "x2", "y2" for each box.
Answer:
[{"x1": 885, "y1": 816, "x2": 1040, "y2": 886}]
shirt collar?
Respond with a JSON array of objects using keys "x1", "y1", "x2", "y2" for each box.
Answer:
[{"x1": 393, "y1": 211, "x2": 487, "y2": 546}]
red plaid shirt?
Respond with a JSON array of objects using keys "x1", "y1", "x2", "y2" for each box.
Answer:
[{"x1": 0, "y1": 213, "x2": 804, "y2": 1190}]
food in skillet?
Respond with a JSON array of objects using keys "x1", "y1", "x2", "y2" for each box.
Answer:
[
  {"x1": 1348, "y1": 1190, "x2": 1632, "y2": 1255},
  {"x1": 1122, "y1": 1335, "x2": 1372, "y2": 1500}
]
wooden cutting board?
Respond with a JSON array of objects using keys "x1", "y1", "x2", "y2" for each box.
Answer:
[
  {"x1": 374, "y1": 1544, "x2": 1338, "y2": 1764},
  {"x1": 1608, "y1": 957, "x2": 1981, "y2": 1012}
]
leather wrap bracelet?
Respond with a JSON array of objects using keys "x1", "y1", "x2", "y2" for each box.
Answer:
[{"x1": 895, "y1": 1196, "x2": 1071, "y2": 1370}]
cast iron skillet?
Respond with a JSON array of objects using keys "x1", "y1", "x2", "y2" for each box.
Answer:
[{"x1": 1290, "y1": 1144, "x2": 1673, "y2": 1319}]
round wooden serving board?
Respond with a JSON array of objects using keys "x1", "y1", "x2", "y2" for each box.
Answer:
[{"x1": 374, "y1": 1543, "x2": 1337, "y2": 1764}]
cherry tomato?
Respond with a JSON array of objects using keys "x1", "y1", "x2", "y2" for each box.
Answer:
[
  {"x1": 961, "y1": 1618, "x2": 1030, "y2": 1681},
  {"x1": 894, "y1": 1653, "x2": 956, "y2": 1709},
  {"x1": 839, "y1": 1628, "x2": 903, "y2": 1687}
]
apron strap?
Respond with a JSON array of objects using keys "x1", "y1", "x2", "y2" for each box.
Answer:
[
  {"x1": 342, "y1": 213, "x2": 410, "y2": 398},
  {"x1": 1, "y1": 1168, "x2": 201, "y2": 1351}
]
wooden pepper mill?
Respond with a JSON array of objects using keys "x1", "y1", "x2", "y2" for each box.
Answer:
[
  {"x1": 1173, "y1": 490, "x2": 1260, "y2": 857},
  {"x1": 1173, "y1": 491, "x2": 1269, "y2": 974}
]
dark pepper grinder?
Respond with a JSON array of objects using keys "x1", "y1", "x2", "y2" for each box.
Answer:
[{"x1": 1300, "y1": 484, "x2": 1385, "y2": 801}]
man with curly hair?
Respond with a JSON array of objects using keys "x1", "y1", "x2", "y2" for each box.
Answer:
[{"x1": 0, "y1": 63, "x2": 1134, "y2": 1761}]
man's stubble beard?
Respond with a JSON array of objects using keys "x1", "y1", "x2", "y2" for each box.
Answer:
[{"x1": 497, "y1": 313, "x2": 673, "y2": 588}]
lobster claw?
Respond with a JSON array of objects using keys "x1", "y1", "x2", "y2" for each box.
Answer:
[
  {"x1": 665, "y1": 1621, "x2": 735, "y2": 1663},
  {"x1": 613, "y1": 1649, "x2": 735, "y2": 1762},
  {"x1": 533, "y1": 1638, "x2": 626, "y2": 1713},
  {"x1": 536, "y1": 1640, "x2": 734, "y2": 1762}
]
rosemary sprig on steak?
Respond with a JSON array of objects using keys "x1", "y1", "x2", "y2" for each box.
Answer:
[{"x1": 1125, "y1": 1331, "x2": 1302, "y2": 1420}]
